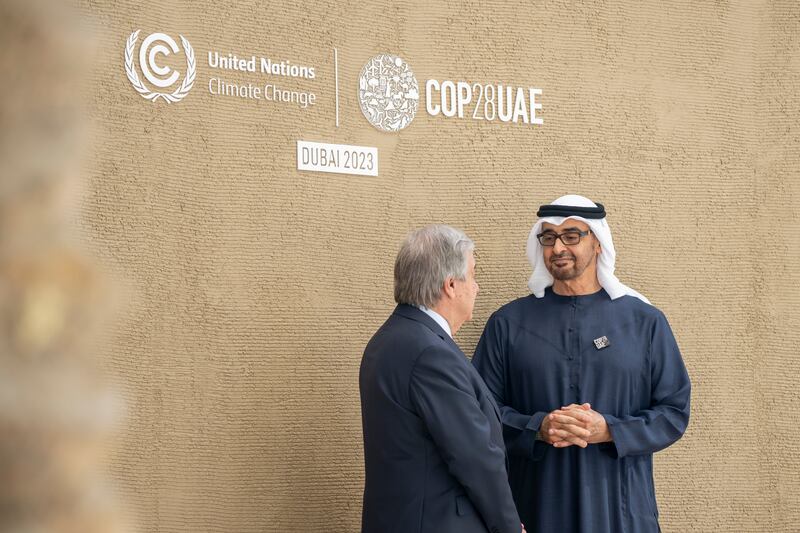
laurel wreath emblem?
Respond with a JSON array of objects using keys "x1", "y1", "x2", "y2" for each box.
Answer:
[{"x1": 125, "y1": 30, "x2": 195, "y2": 103}]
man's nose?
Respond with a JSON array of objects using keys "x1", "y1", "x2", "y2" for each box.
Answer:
[{"x1": 553, "y1": 237, "x2": 567, "y2": 254}]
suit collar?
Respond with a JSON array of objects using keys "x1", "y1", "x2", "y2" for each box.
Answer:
[{"x1": 393, "y1": 305, "x2": 461, "y2": 351}]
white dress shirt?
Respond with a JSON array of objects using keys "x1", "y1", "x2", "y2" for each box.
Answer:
[{"x1": 417, "y1": 305, "x2": 452, "y2": 338}]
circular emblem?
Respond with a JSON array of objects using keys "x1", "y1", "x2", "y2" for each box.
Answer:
[
  {"x1": 124, "y1": 30, "x2": 195, "y2": 103},
  {"x1": 358, "y1": 54, "x2": 419, "y2": 132}
]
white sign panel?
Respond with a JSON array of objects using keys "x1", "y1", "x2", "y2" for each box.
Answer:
[{"x1": 297, "y1": 140, "x2": 378, "y2": 177}]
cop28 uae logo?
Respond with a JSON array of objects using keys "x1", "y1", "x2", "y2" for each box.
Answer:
[
  {"x1": 124, "y1": 31, "x2": 195, "y2": 103},
  {"x1": 358, "y1": 54, "x2": 419, "y2": 132}
]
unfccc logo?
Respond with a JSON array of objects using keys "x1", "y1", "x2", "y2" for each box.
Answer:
[
  {"x1": 124, "y1": 30, "x2": 195, "y2": 103},
  {"x1": 358, "y1": 54, "x2": 419, "y2": 132}
]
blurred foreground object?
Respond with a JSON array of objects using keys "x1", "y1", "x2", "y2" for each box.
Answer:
[{"x1": 0, "y1": 1, "x2": 123, "y2": 531}]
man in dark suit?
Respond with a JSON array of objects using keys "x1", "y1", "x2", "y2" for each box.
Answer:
[{"x1": 360, "y1": 225, "x2": 524, "y2": 533}]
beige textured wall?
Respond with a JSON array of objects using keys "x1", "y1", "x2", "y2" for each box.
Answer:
[{"x1": 77, "y1": 1, "x2": 799, "y2": 531}]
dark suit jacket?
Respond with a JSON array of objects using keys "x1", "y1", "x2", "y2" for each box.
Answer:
[{"x1": 359, "y1": 304, "x2": 521, "y2": 533}]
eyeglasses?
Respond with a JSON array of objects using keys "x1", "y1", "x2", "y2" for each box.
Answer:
[{"x1": 536, "y1": 229, "x2": 591, "y2": 246}]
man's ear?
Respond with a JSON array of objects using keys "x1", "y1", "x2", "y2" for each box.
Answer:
[{"x1": 441, "y1": 277, "x2": 457, "y2": 299}]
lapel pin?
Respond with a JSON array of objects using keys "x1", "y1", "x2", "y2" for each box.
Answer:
[{"x1": 593, "y1": 336, "x2": 610, "y2": 350}]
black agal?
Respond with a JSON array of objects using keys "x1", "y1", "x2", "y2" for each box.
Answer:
[{"x1": 536, "y1": 202, "x2": 606, "y2": 219}]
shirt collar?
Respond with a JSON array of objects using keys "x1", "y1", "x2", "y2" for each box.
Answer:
[{"x1": 416, "y1": 305, "x2": 452, "y2": 338}]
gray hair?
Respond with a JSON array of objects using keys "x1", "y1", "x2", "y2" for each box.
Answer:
[{"x1": 394, "y1": 224, "x2": 474, "y2": 308}]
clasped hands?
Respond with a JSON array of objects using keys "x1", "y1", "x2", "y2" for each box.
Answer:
[{"x1": 539, "y1": 402, "x2": 612, "y2": 448}]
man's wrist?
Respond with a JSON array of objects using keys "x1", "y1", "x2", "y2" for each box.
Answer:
[{"x1": 599, "y1": 416, "x2": 613, "y2": 443}]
